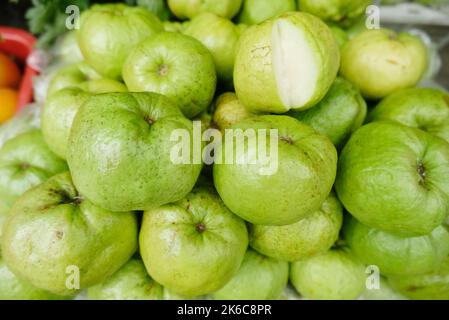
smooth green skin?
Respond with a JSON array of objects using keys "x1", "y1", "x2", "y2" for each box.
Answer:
[
  {"x1": 123, "y1": 32, "x2": 217, "y2": 119},
  {"x1": 0, "y1": 255, "x2": 69, "y2": 300},
  {"x1": 42, "y1": 80, "x2": 127, "y2": 159},
  {"x1": 214, "y1": 115, "x2": 337, "y2": 226},
  {"x1": 88, "y1": 259, "x2": 163, "y2": 300},
  {"x1": 163, "y1": 289, "x2": 204, "y2": 300},
  {"x1": 212, "y1": 92, "x2": 254, "y2": 131},
  {"x1": 388, "y1": 256, "x2": 449, "y2": 300},
  {"x1": 0, "y1": 203, "x2": 8, "y2": 239},
  {"x1": 249, "y1": 193, "x2": 343, "y2": 262},
  {"x1": 47, "y1": 62, "x2": 100, "y2": 97},
  {"x1": 336, "y1": 121, "x2": 449, "y2": 237},
  {"x1": 290, "y1": 249, "x2": 366, "y2": 300},
  {"x1": 330, "y1": 26, "x2": 349, "y2": 49},
  {"x1": 67, "y1": 92, "x2": 202, "y2": 212},
  {"x1": 234, "y1": 12, "x2": 340, "y2": 113},
  {"x1": 163, "y1": 21, "x2": 187, "y2": 33},
  {"x1": 290, "y1": 77, "x2": 367, "y2": 148},
  {"x1": 1, "y1": 172, "x2": 138, "y2": 296},
  {"x1": 368, "y1": 88, "x2": 449, "y2": 143},
  {"x1": 360, "y1": 277, "x2": 406, "y2": 300},
  {"x1": 298, "y1": 0, "x2": 372, "y2": 27},
  {"x1": 183, "y1": 13, "x2": 241, "y2": 83},
  {"x1": 139, "y1": 186, "x2": 248, "y2": 296},
  {"x1": 344, "y1": 217, "x2": 449, "y2": 276},
  {"x1": 237, "y1": 0, "x2": 296, "y2": 25},
  {"x1": 212, "y1": 249, "x2": 288, "y2": 300},
  {"x1": 345, "y1": 16, "x2": 369, "y2": 40},
  {"x1": 167, "y1": 0, "x2": 243, "y2": 20},
  {"x1": 0, "y1": 130, "x2": 67, "y2": 209},
  {"x1": 78, "y1": 4, "x2": 163, "y2": 79},
  {"x1": 340, "y1": 29, "x2": 428, "y2": 99}
]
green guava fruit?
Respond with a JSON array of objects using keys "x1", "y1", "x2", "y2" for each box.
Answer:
[
  {"x1": 139, "y1": 186, "x2": 248, "y2": 296},
  {"x1": 344, "y1": 217, "x2": 449, "y2": 276},
  {"x1": 212, "y1": 92, "x2": 254, "y2": 131},
  {"x1": 340, "y1": 29, "x2": 428, "y2": 99},
  {"x1": 122, "y1": 32, "x2": 217, "y2": 119},
  {"x1": 167, "y1": 0, "x2": 243, "y2": 20},
  {"x1": 388, "y1": 256, "x2": 449, "y2": 300},
  {"x1": 234, "y1": 12, "x2": 340, "y2": 113},
  {"x1": 0, "y1": 129, "x2": 67, "y2": 210},
  {"x1": 67, "y1": 92, "x2": 202, "y2": 212},
  {"x1": 214, "y1": 115, "x2": 337, "y2": 226},
  {"x1": 0, "y1": 254, "x2": 69, "y2": 300},
  {"x1": 42, "y1": 80, "x2": 127, "y2": 159},
  {"x1": 88, "y1": 259, "x2": 164, "y2": 300},
  {"x1": 249, "y1": 192, "x2": 343, "y2": 262},
  {"x1": 183, "y1": 13, "x2": 241, "y2": 83},
  {"x1": 290, "y1": 249, "x2": 366, "y2": 300},
  {"x1": 237, "y1": 0, "x2": 296, "y2": 25},
  {"x1": 368, "y1": 87, "x2": 449, "y2": 143},
  {"x1": 1, "y1": 172, "x2": 138, "y2": 296},
  {"x1": 78, "y1": 3, "x2": 163, "y2": 79},
  {"x1": 212, "y1": 249, "x2": 289, "y2": 300},
  {"x1": 290, "y1": 77, "x2": 367, "y2": 148},
  {"x1": 298, "y1": 0, "x2": 372, "y2": 27},
  {"x1": 336, "y1": 121, "x2": 449, "y2": 237}
]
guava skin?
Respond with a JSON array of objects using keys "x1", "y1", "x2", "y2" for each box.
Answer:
[
  {"x1": 330, "y1": 27, "x2": 349, "y2": 49},
  {"x1": 88, "y1": 259, "x2": 164, "y2": 300},
  {"x1": 336, "y1": 121, "x2": 449, "y2": 237},
  {"x1": 368, "y1": 88, "x2": 449, "y2": 143},
  {"x1": 0, "y1": 255, "x2": 69, "y2": 300},
  {"x1": 214, "y1": 115, "x2": 337, "y2": 226},
  {"x1": 344, "y1": 217, "x2": 449, "y2": 277},
  {"x1": 388, "y1": 256, "x2": 449, "y2": 300},
  {"x1": 1, "y1": 172, "x2": 138, "y2": 296},
  {"x1": 249, "y1": 193, "x2": 343, "y2": 262},
  {"x1": 67, "y1": 92, "x2": 202, "y2": 212},
  {"x1": 122, "y1": 32, "x2": 217, "y2": 119},
  {"x1": 78, "y1": 4, "x2": 163, "y2": 79},
  {"x1": 340, "y1": 29, "x2": 428, "y2": 99},
  {"x1": 212, "y1": 249, "x2": 289, "y2": 300},
  {"x1": 298, "y1": 0, "x2": 372, "y2": 27},
  {"x1": 46, "y1": 62, "x2": 100, "y2": 97},
  {"x1": 0, "y1": 130, "x2": 67, "y2": 210},
  {"x1": 234, "y1": 12, "x2": 340, "y2": 113},
  {"x1": 290, "y1": 77, "x2": 367, "y2": 148},
  {"x1": 139, "y1": 186, "x2": 248, "y2": 297},
  {"x1": 167, "y1": 0, "x2": 243, "y2": 20},
  {"x1": 42, "y1": 80, "x2": 127, "y2": 160},
  {"x1": 237, "y1": 0, "x2": 297, "y2": 25},
  {"x1": 290, "y1": 249, "x2": 366, "y2": 300},
  {"x1": 212, "y1": 92, "x2": 254, "y2": 131},
  {"x1": 183, "y1": 13, "x2": 241, "y2": 83}
]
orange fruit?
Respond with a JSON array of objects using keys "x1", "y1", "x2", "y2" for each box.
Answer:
[
  {"x1": 0, "y1": 52, "x2": 21, "y2": 88},
  {"x1": 0, "y1": 88, "x2": 18, "y2": 123}
]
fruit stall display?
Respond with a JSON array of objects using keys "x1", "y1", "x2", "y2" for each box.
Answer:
[{"x1": 0, "y1": 0, "x2": 449, "y2": 301}]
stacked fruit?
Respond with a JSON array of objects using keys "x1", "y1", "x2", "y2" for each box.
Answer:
[{"x1": 0, "y1": 0, "x2": 449, "y2": 300}]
